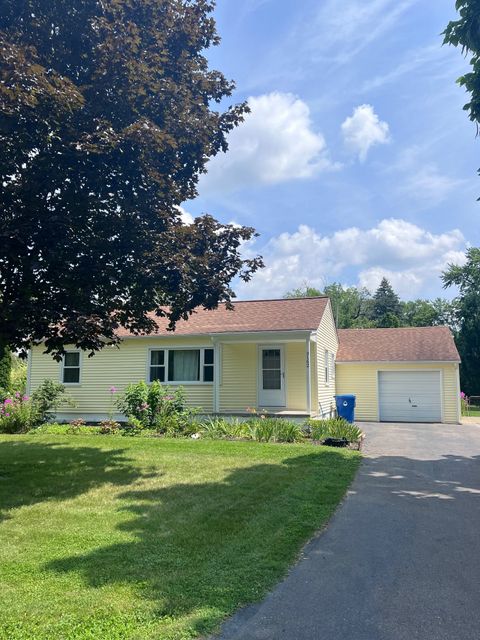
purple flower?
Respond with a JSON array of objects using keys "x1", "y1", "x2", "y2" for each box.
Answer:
[
  {"x1": 164, "y1": 395, "x2": 174, "y2": 401},
  {"x1": 15, "y1": 392, "x2": 20, "y2": 398},
  {"x1": 460, "y1": 392, "x2": 466, "y2": 399},
  {"x1": 4, "y1": 398, "x2": 12, "y2": 405},
  {"x1": 5, "y1": 413, "x2": 10, "y2": 417},
  {"x1": 22, "y1": 395, "x2": 29, "y2": 402},
  {"x1": 109, "y1": 386, "x2": 118, "y2": 394}
]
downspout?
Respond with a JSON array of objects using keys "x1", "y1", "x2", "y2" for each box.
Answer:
[{"x1": 306, "y1": 335, "x2": 311, "y2": 416}]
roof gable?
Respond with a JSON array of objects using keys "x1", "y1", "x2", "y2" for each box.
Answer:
[
  {"x1": 117, "y1": 297, "x2": 329, "y2": 337},
  {"x1": 337, "y1": 327, "x2": 460, "y2": 363}
]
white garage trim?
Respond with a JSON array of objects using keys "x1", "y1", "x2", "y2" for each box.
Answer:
[{"x1": 377, "y1": 369, "x2": 443, "y2": 423}]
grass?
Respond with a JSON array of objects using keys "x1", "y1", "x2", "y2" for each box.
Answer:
[
  {"x1": 0, "y1": 435, "x2": 360, "y2": 640},
  {"x1": 462, "y1": 404, "x2": 480, "y2": 417}
]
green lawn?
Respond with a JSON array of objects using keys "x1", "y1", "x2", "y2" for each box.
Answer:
[
  {"x1": 462, "y1": 404, "x2": 480, "y2": 417},
  {"x1": 0, "y1": 435, "x2": 359, "y2": 640}
]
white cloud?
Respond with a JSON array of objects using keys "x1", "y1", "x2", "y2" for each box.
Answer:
[
  {"x1": 361, "y1": 44, "x2": 449, "y2": 92},
  {"x1": 302, "y1": 0, "x2": 417, "y2": 65},
  {"x1": 390, "y1": 146, "x2": 465, "y2": 207},
  {"x1": 199, "y1": 92, "x2": 338, "y2": 196},
  {"x1": 236, "y1": 218, "x2": 466, "y2": 300},
  {"x1": 341, "y1": 104, "x2": 390, "y2": 161},
  {"x1": 176, "y1": 206, "x2": 194, "y2": 225}
]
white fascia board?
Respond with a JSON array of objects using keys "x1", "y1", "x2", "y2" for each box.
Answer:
[{"x1": 208, "y1": 330, "x2": 313, "y2": 343}]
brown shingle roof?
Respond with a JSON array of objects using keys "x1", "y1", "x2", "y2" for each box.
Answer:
[
  {"x1": 117, "y1": 297, "x2": 329, "y2": 337},
  {"x1": 337, "y1": 326, "x2": 460, "y2": 363}
]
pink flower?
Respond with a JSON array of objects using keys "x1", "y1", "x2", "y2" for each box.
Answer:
[
  {"x1": 22, "y1": 395, "x2": 29, "y2": 402},
  {"x1": 4, "y1": 398, "x2": 12, "y2": 405},
  {"x1": 460, "y1": 392, "x2": 467, "y2": 400},
  {"x1": 109, "y1": 386, "x2": 118, "y2": 394},
  {"x1": 15, "y1": 392, "x2": 20, "y2": 398}
]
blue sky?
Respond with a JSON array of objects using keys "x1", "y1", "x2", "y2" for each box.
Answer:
[{"x1": 186, "y1": 0, "x2": 478, "y2": 301}]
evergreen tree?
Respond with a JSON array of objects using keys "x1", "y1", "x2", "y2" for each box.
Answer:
[{"x1": 372, "y1": 278, "x2": 401, "y2": 328}]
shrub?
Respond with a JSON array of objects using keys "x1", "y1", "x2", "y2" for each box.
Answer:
[
  {"x1": 30, "y1": 379, "x2": 74, "y2": 424},
  {"x1": 10, "y1": 356, "x2": 27, "y2": 396},
  {"x1": 116, "y1": 380, "x2": 198, "y2": 434},
  {"x1": 0, "y1": 355, "x2": 27, "y2": 402},
  {"x1": 307, "y1": 418, "x2": 363, "y2": 443}
]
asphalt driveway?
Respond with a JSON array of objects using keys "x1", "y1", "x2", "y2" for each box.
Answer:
[{"x1": 214, "y1": 422, "x2": 480, "y2": 640}]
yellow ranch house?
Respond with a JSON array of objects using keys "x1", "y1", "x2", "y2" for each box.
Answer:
[{"x1": 27, "y1": 297, "x2": 461, "y2": 424}]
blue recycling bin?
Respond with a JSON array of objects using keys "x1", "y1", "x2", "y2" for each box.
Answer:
[{"x1": 335, "y1": 394, "x2": 356, "y2": 423}]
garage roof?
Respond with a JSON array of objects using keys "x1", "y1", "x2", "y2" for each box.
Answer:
[
  {"x1": 117, "y1": 297, "x2": 329, "y2": 336},
  {"x1": 337, "y1": 326, "x2": 460, "y2": 363}
]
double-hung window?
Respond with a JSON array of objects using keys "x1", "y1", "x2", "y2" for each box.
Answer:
[
  {"x1": 62, "y1": 351, "x2": 81, "y2": 384},
  {"x1": 330, "y1": 352, "x2": 336, "y2": 381},
  {"x1": 150, "y1": 350, "x2": 166, "y2": 382},
  {"x1": 149, "y1": 348, "x2": 214, "y2": 383}
]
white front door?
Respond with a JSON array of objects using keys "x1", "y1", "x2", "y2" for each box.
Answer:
[{"x1": 258, "y1": 346, "x2": 286, "y2": 407}]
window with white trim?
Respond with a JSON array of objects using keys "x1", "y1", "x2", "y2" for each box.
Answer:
[
  {"x1": 150, "y1": 349, "x2": 166, "y2": 382},
  {"x1": 330, "y1": 352, "x2": 335, "y2": 380},
  {"x1": 149, "y1": 348, "x2": 214, "y2": 383},
  {"x1": 62, "y1": 351, "x2": 81, "y2": 384}
]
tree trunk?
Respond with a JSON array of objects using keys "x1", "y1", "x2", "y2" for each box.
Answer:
[{"x1": 0, "y1": 340, "x2": 11, "y2": 391}]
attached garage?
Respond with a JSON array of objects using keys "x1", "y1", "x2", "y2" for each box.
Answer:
[
  {"x1": 335, "y1": 327, "x2": 461, "y2": 424},
  {"x1": 378, "y1": 370, "x2": 442, "y2": 423}
]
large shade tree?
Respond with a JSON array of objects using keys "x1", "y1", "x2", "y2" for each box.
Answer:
[
  {"x1": 443, "y1": 248, "x2": 480, "y2": 395},
  {"x1": 0, "y1": 0, "x2": 262, "y2": 381},
  {"x1": 443, "y1": 2, "x2": 480, "y2": 394},
  {"x1": 444, "y1": 1, "x2": 480, "y2": 166}
]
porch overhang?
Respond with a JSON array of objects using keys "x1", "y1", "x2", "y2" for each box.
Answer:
[{"x1": 210, "y1": 330, "x2": 316, "y2": 416}]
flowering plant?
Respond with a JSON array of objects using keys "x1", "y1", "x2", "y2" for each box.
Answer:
[
  {"x1": 115, "y1": 380, "x2": 198, "y2": 433},
  {"x1": 0, "y1": 394, "x2": 32, "y2": 433}
]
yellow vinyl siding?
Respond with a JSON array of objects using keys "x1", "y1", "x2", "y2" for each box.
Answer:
[
  {"x1": 219, "y1": 342, "x2": 311, "y2": 412},
  {"x1": 30, "y1": 336, "x2": 325, "y2": 417},
  {"x1": 316, "y1": 300, "x2": 339, "y2": 418},
  {"x1": 336, "y1": 362, "x2": 460, "y2": 424},
  {"x1": 285, "y1": 342, "x2": 307, "y2": 411},
  {"x1": 219, "y1": 343, "x2": 257, "y2": 411},
  {"x1": 30, "y1": 337, "x2": 214, "y2": 416}
]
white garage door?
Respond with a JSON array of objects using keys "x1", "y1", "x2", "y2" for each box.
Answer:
[{"x1": 378, "y1": 371, "x2": 442, "y2": 423}]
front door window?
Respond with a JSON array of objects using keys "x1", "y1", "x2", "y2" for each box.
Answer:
[{"x1": 258, "y1": 346, "x2": 285, "y2": 407}]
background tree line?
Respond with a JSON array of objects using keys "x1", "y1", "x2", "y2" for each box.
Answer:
[
  {"x1": 285, "y1": 248, "x2": 480, "y2": 396},
  {"x1": 284, "y1": 278, "x2": 456, "y2": 330}
]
